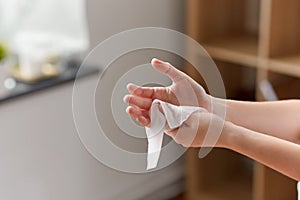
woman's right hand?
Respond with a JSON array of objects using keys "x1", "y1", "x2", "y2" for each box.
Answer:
[{"x1": 123, "y1": 58, "x2": 212, "y2": 127}]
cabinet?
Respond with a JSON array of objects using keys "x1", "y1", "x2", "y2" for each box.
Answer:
[
  {"x1": 0, "y1": 75, "x2": 183, "y2": 200},
  {"x1": 184, "y1": 0, "x2": 299, "y2": 199}
]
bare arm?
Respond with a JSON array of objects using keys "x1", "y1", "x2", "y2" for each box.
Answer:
[
  {"x1": 222, "y1": 122, "x2": 300, "y2": 180},
  {"x1": 223, "y1": 99, "x2": 300, "y2": 144}
]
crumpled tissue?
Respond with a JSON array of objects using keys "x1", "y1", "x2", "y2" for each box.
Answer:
[{"x1": 145, "y1": 99, "x2": 205, "y2": 170}]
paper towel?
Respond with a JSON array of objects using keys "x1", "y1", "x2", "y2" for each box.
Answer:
[{"x1": 145, "y1": 99, "x2": 206, "y2": 170}]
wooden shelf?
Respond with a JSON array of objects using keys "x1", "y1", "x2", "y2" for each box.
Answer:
[
  {"x1": 253, "y1": 163, "x2": 298, "y2": 200},
  {"x1": 203, "y1": 35, "x2": 258, "y2": 67},
  {"x1": 185, "y1": 149, "x2": 253, "y2": 200},
  {"x1": 268, "y1": 71, "x2": 300, "y2": 99},
  {"x1": 190, "y1": 176, "x2": 252, "y2": 200},
  {"x1": 269, "y1": 54, "x2": 300, "y2": 78},
  {"x1": 185, "y1": 0, "x2": 299, "y2": 199}
]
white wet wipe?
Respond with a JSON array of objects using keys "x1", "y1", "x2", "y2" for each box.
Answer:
[{"x1": 145, "y1": 99, "x2": 206, "y2": 170}]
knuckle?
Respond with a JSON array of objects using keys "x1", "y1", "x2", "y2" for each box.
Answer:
[
  {"x1": 127, "y1": 95, "x2": 133, "y2": 104},
  {"x1": 164, "y1": 65, "x2": 171, "y2": 75},
  {"x1": 134, "y1": 87, "x2": 142, "y2": 95},
  {"x1": 182, "y1": 143, "x2": 190, "y2": 148}
]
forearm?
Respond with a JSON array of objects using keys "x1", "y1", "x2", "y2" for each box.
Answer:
[
  {"x1": 222, "y1": 99, "x2": 300, "y2": 143},
  {"x1": 222, "y1": 123, "x2": 300, "y2": 181}
]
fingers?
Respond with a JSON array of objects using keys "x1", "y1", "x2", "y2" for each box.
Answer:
[
  {"x1": 126, "y1": 106, "x2": 150, "y2": 126},
  {"x1": 127, "y1": 83, "x2": 169, "y2": 100},
  {"x1": 151, "y1": 58, "x2": 185, "y2": 82},
  {"x1": 127, "y1": 83, "x2": 155, "y2": 98},
  {"x1": 123, "y1": 94, "x2": 152, "y2": 110}
]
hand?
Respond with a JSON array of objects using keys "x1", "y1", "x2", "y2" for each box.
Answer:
[
  {"x1": 123, "y1": 58, "x2": 211, "y2": 127},
  {"x1": 165, "y1": 111, "x2": 229, "y2": 148}
]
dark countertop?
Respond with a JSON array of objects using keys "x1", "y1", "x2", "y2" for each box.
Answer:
[{"x1": 0, "y1": 60, "x2": 100, "y2": 103}]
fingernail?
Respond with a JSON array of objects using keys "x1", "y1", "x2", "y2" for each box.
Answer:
[
  {"x1": 125, "y1": 106, "x2": 131, "y2": 113},
  {"x1": 127, "y1": 83, "x2": 142, "y2": 95},
  {"x1": 151, "y1": 58, "x2": 165, "y2": 65},
  {"x1": 127, "y1": 83, "x2": 137, "y2": 90},
  {"x1": 151, "y1": 58, "x2": 158, "y2": 64},
  {"x1": 123, "y1": 95, "x2": 130, "y2": 103},
  {"x1": 152, "y1": 61, "x2": 169, "y2": 72}
]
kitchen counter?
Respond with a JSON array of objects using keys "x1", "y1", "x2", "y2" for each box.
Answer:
[{"x1": 0, "y1": 60, "x2": 99, "y2": 103}]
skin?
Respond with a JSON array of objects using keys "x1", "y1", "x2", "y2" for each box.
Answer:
[{"x1": 123, "y1": 58, "x2": 300, "y2": 181}]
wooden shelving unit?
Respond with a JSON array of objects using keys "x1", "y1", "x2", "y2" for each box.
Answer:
[
  {"x1": 184, "y1": 0, "x2": 299, "y2": 200},
  {"x1": 203, "y1": 35, "x2": 258, "y2": 67},
  {"x1": 186, "y1": 148, "x2": 253, "y2": 200},
  {"x1": 270, "y1": 56, "x2": 300, "y2": 78}
]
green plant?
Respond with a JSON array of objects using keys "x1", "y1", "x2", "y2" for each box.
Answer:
[{"x1": 0, "y1": 42, "x2": 8, "y2": 61}]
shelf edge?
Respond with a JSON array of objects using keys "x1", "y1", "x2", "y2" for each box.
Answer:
[{"x1": 204, "y1": 45, "x2": 258, "y2": 67}]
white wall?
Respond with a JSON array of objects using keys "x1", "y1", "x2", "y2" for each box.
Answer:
[
  {"x1": 84, "y1": 0, "x2": 185, "y2": 68},
  {"x1": 86, "y1": 0, "x2": 185, "y2": 46},
  {"x1": 82, "y1": 2, "x2": 186, "y2": 199}
]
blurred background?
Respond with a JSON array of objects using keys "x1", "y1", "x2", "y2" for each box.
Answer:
[{"x1": 0, "y1": 0, "x2": 299, "y2": 200}]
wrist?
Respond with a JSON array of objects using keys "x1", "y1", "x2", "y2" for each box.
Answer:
[
  {"x1": 209, "y1": 96, "x2": 229, "y2": 121},
  {"x1": 217, "y1": 121, "x2": 238, "y2": 149},
  {"x1": 197, "y1": 94, "x2": 212, "y2": 112}
]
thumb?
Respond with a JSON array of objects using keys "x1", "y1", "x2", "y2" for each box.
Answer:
[{"x1": 151, "y1": 58, "x2": 184, "y2": 82}]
